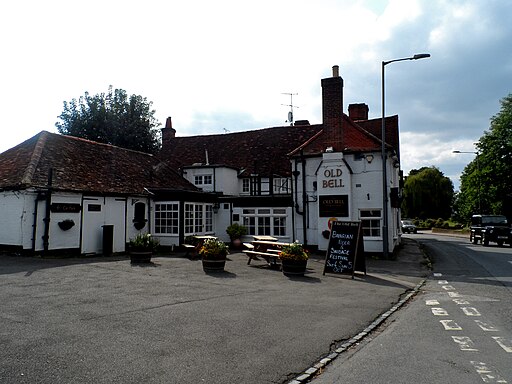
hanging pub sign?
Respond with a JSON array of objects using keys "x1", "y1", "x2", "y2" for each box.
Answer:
[
  {"x1": 319, "y1": 195, "x2": 348, "y2": 217},
  {"x1": 323, "y1": 220, "x2": 366, "y2": 278}
]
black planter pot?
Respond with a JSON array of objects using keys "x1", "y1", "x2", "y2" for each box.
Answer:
[
  {"x1": 130, "y1": 251, "x2": 152, "y2": 264},
  {"x1": 202, "y1": 258, "x2": 226, "y2": 273},
  {"x1": 281, "y1": 259, "x2": 307, "y2": 276}
]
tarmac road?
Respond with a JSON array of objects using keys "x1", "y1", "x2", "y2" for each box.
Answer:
[{"x1": 0, "y1": 239, "x2": 428, "y2": 384}]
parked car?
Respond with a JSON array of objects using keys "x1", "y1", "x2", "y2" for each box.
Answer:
[
  {"x1": 470, "y1": 214, "x2": 511, "y2": 247},
  {"x1": 401, "y1": 220, "x2": 417, "y2": 234}
]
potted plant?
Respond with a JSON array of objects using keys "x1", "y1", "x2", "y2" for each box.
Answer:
[
  {"x1": 128, "y1": 233, "x2": 159, "y2": 263},
  {"x1": 279, "y1": 241, "x2": 309, "y2": 276},
  {"x1": 199, "y1": 238, "x2": 229, "y2": 272},
  {"x1": 226, "y1": 223, "x2": 247, "y2": 248}
]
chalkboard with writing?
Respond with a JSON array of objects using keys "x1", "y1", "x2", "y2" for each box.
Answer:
[{"x1": 323, "y1": 221, "x2": 366, "y2": 278}]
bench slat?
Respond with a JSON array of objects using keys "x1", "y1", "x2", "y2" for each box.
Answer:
[{"x1": 243, "y1": 250, "x2": 281, "y2": 266}]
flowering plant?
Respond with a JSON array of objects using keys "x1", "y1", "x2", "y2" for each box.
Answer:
[
  {"x1": 279, "y1": 241, "x2": 309, "y2": 261},
  {"x1": 129, "y1": 233, "x2": 159, "y2": 252},
  {"x1": 199, "y1": 238, "x2": 229, "y2": 260}
]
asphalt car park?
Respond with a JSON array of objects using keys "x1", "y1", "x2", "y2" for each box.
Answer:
[{"x1": 0, "y1": 243, "x2": 427, "y2": 384}]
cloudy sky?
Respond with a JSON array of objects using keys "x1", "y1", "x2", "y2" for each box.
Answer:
[{"x1": 1, "y1": 0, "x2": 511, "y2": 189}]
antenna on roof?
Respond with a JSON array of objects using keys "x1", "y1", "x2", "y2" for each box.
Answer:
[
  {"x1": 223, "y1": 128, "x2": 230, "y2": 133},
  {"x1": 281, "y1": 92, "x2": 298, "y2": 126}
]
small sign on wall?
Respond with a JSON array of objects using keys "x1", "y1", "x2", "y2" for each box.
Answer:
[
  {"x1": 50, "y1": 203, "x2": 82, "y2": 213},
  {"x1": 319, "y1": 195, "x2": 348, "y2": 217}
]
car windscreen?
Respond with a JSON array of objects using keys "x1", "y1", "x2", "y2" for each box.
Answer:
[{"x1": 482, "y1": 216, "x2": 508, "y2": 225}]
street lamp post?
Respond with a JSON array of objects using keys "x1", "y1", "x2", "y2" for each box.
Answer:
[
  {"x1": 381, "y1": 53, "x2": 430, "y2": 258},
  {"x1": 453, "y1": 150, "x2": 481, "y2": 212}
]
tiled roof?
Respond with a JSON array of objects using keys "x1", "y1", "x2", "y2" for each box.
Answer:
[
  {"x1": 160, "y1": 114, "x2": 399, "y2": 176},
  {"x1": 159, "y1": 125, "x2": 323, "y2": 177},
  {"x1": 288, "y1": 114, "x2": 386, "y2": 156},
  {"x1": 356, "y1": 115, "x2": 399, "y2": 154},
  {"x1": 0, "y1": 131, "x2": 197, "y2": 194}
]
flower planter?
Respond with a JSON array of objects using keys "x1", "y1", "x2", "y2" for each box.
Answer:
[
  {"x1": 282, "y1": 259, "x2": 307, "y2": 276},
  {"x1": 130, "y1": 251, "x2": 152, "y2": 264},
  {"x1": 202, "y1": 258, "x2": 226, "y2": 273}
]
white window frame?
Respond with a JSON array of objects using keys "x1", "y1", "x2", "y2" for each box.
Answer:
[
  {"x1": 242, "y1": 208, "x2": 287, "y2": 237},
  {"x1": 154, "y1": 202, "x2": 180, "y2": 235},
  {"x1": 359, "y1": 209, "x2": 381, "y2": 237},
  {"x1": 273, "y1": 177, "x2": 290, "y2": 194},
  {"x1": 185, "y1": 203, "x2": 214, "y2": 236},
  {"x1": 242, "y1": 178, "x2": 250, "y2": 194}
]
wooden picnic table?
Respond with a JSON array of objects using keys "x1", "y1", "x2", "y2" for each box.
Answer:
[
  {"x1": 244, "y1": 240, "x2": 293, "y2": 268},
  {"x1": 183, "y1": 235, "x2": 218, "y2": 259},
  {"x1": 253, "y1": 235, "x2": 278, "y2": 242}
]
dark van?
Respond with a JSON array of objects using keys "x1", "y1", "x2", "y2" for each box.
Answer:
[{"x1": 470, "y1": 214, "x2": 511, "y2": 247}]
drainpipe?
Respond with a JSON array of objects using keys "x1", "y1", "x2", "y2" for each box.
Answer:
[
  {"x1": 32, "y1": 192, "x2": 42, "y2": 252},
  {"x1": 300, "y1": 150, "x2": 308, "y2": 246},
  {"x1": 42, "y1": 168, "x2": 53, "y2": 254}
]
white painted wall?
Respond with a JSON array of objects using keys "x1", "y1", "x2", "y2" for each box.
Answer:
[
  {"x1": 81, "y1": 196, "x2": 126, "y2": 254},
  {"x1": 291, "y1": 150, "x2": 400, "y2": 253},
  {"x1": 214, "y1": 168, "x2": 238, "y2": 195},
  {"x1": 48, "y1": 193, "x2": 82, "y2": 251},
  {"x1": 126, "y1": 197, "x2": 151, "y2": 243},
  {"x1": 0, "y1": 191, "x2": 26, "y2": 246},
  {"x1": 215, "y1": 201, "x2": 232, "y2": 243}
]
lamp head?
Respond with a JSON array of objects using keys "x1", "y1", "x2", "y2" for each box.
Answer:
[{"x1": 413, "y1": 53, "x2": 430, "y2": 60}]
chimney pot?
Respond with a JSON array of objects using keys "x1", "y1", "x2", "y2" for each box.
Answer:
[
  {"x1": 161, "y1": 116, "x2": 176, "y2": 150},
  {"x1": 332, "y1": 65, "x2": 339, "y2": 77},
  {"x1": 348, "y1": 103, "x2": 369, "y2": 121}
]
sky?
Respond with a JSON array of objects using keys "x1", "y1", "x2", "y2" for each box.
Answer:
[{"x1": 1, "y1": 0, "x2": 511, "y2": 190}]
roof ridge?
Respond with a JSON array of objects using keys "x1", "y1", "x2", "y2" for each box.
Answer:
[
  {"x1": 287, "y1": 129, "x2": 324, "y2": 156},
  {"x1": 21, "y1": 131, "x2": 48, "y2": 185}
]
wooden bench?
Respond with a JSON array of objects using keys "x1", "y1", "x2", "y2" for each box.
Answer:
[
  {"x1": 243, "y1": 242, "x2": 254, "y2": 250},
  {"x1": 182, "y1": 244, "x2": 196, "y2": 257},
  {"x1": 243, "y1": 250, "x2": 280, "y2": 268}
]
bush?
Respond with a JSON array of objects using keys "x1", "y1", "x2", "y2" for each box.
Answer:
[{"x1": 226, "y1": 223, "x2": 247, "y2": 240}]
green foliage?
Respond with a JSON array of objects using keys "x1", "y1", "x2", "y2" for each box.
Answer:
[
  {"x1": 226, "y1": 223, "x2": 248, "y2": 240},
  {"x1": 279, "y1": 242, "x2": 309, "y2": 261},
  {"x1": 56, "y1": 86, "x2": 160, "y2": 153},
  {"x1": 454, "y1": 94, "x2": 512, "y2": 221},
  {"x1": 199, "y1": 238, "x2": 229, "y2": 260},
  {"x1": 401, "y1": 166, "x2": 454, "y2": 220},
  {"x1": 129, "y1": 233, "x2": 159, "y2": 252}
]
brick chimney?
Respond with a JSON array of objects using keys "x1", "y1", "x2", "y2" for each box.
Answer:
[
  {"x1": 161, "y1": 117, "x2": 176, "y2": 150},
  {"x1": 348, "y1": 103, "x2": 369, "y2": 121},
  {"x1": 321, "y1": 65, "x2": 344, "y2": 151}
]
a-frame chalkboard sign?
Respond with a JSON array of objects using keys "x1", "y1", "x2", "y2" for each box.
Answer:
[{"x1": 323, "y1": 221, "x2": 366, "y2": 278}]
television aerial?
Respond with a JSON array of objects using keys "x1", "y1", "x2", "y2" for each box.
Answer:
[{"x1": 282, "y1": 92, "x2": 298, "y2": 126}]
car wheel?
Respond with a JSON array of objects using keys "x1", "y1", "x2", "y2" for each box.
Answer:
[
  {"x1": 497, "y1": 240, "x2": 504, "y2": 247},
  {"x1": 413, "y1": 229, "x2": 417, "y2": 234},
  {"x1": 483, "y1": 236, "x2": 489, "y2": 246},
  {"x1": 472, "y1": 235, "x2": 478, "y2": 245}
]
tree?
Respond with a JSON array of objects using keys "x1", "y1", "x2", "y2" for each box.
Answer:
[
  {"x1": 454, "y1": 93, "x2": 512, "y2": 221},
  {"x1": 56, "y1": 86, "x2": 160, "y2": 153},
  {"x1": 401, "y1": 166, "x2": 454, "y2": 220}
]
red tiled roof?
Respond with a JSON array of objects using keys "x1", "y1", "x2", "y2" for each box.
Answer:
[
  {"x1": 160, "y1": 114, "x2": 399, "y2": 176},
  {"x1": 0, "y1": 131, "x2": 197, "y2": 194},
  {"x1": 357, "y1": 115, "x2": 399, "y2": 154},
  {"x1": 159, "y1": 125, "x2": 323, "y2": 177}
]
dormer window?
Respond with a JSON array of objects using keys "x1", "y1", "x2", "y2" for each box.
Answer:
[{"x1": 194, "y1": 175, "x2": 212, "y2": 186}]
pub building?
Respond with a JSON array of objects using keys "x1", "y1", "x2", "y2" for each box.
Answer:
[
  {"x1": 159, "y1": 65, "x2": 402, "y2": 254},
  {"x1": 0, "y1": 66, "x2": 401, "y2": 256}
]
